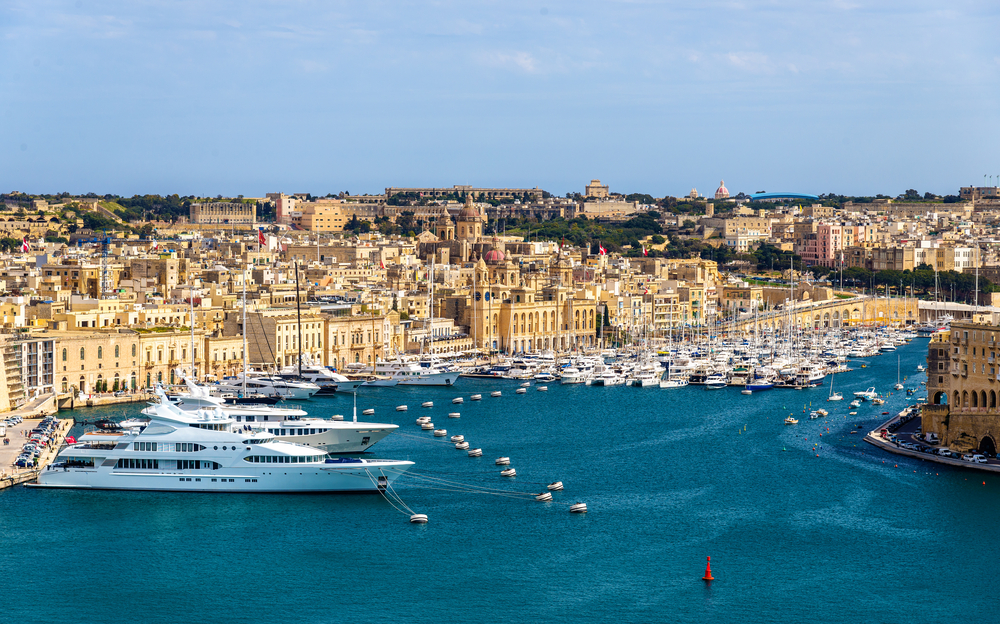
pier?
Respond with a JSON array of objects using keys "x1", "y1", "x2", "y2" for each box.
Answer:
[
  {"x1": 1, "y1": 401, "x2": 73, "y2": 490},
  {"x1": 864, "y1": 408, "x2": 1000, "y2": 473}
]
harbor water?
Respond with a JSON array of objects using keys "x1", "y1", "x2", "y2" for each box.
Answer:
[{"x1": 2, "y1": 338, "x2": 994, "y2": 623}]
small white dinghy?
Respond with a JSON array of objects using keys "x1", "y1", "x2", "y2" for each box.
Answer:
[
  {"x1": 547, "y1": 481, "x2": 564, "y2": 491},
  {"x1": 516, "y1": 388, "x2": 527, "y2": 394},
  {"x1": 500, "y1": 468, "x2": 516, "y2": 477},
  {"x1": 410, "y1": 514, "x2": 429, "y2": 524},
  {"x1": 468, "y1": 448, "x2": 483, "y2": 457},
  {"x1": 455, "y1": 441, "x2": 470, "y2": 450},
  {"x1": 491, "y1": 391, "x2": 502, "y2": 397},
  {"x1": 452, "y1": 397, "x2": 464, "y2": 404},
  {"x1": 569, "y1": 503, "x2": 588, "y2": 513},
  {"x1": 433, "y1": 429, "x2": 447, "y2": 437},
  {"x1": 331, "y1": 414, "x2": 344, "y2": 421},
  {"x1": 421, "y1": 422, "x2": 435, "y2": 430},
  {"x1": 520, "y1": 382, "x2": 531, "y2": 388},
  {"x1": 448, "y1": 412, "x2": 461, "y2": 418},
  {"x1": 450, "y1": 435, "x2": 464, "y2": 443},
  {"x1": 741, "y1": 389, "x2": 752, "y2": 395},
  {"x1": 470, "y1": 394, "x2": 482, "y2": 401},
  {"x1": 535, "y1": 492, "x2": 553, "y2": 502},
  {"x1": 363, "y1": 408, "x2": 375, "y2": 416},
  {"x1": 416, "y1": 416, "x2": 431, "y2": 425},
  {"x1": 422, "y1": 401, "x2": 433, "y2": 408},
  {"x1": 537, "y1": 386, "x2": 548, "y2": 392},
  {"x1": 396, "y1": 405, "x2": 408, "y2": 412},
  {"x1": 495, "y1": 457, "x2": 511, "y2": 465}
]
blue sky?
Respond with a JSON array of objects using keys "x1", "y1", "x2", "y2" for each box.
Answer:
[{"x1": 2, "y1": 1, "x2": 997, "y2": 198}]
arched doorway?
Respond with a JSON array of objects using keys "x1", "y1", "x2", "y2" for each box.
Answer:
[
  {"x1": 979, "y1": 436, "x2": 997, "y2": 457},
  {"x1": 932, "y1": 391, "x2": 948, "y2": 405}
]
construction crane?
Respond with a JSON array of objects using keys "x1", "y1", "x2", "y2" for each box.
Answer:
[{"x1": 76, "y1": 230, "x2": 114, "y2": 299}]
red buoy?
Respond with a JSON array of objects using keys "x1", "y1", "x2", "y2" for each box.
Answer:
[{"x1": 702, "y1": 556, "x2": 714, "y2": 581}]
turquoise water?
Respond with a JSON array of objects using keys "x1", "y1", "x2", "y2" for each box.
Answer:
[{"x1": 1, "y1": 338, "x2": 993, "y2": 624}]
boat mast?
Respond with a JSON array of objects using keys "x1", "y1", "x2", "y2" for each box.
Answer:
[
  {"x1": 189, "y1": 282, "x2": 196, "y2": 381},
  {"x1": 295, "y1": 260, "x2": 303, "y2": 378},
  {"x1": 242, "y1": 261, "x2": 248, "y2": 397},
  {"x1": 429, "y1": 257, "x2": 435, "y2": 356}
]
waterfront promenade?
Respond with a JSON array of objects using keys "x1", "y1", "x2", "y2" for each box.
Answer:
[
  {"x1": 1, "y1": 414, "x2": 72, "y2": 490},
  {"x1": 865, "y1": 409, "x2": 1000, "y2": 473}
]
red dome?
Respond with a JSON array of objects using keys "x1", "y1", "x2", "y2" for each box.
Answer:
[{"x1": 483, "y1": 248, "x2": 505, "y2": 263}]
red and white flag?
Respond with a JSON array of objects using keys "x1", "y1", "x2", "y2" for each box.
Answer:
[
  {"x1": 258, "y1": 227, "x2": 267, "y2": 246},
  {"x1": 599, "y1": 244, "x2": 607, "y2": 256},
  {"x1": 380, "y1": 260, "x2": 385, "y2": 269},
  {"x1": 642, "y1": 245, "x2": 648, "y2": 256},
  {"x1": 150, "y1": 238, "x2": 158, "y2": 251},
  {"x1": 21, "y1": 237, "x2": 29, "y2": 252}
]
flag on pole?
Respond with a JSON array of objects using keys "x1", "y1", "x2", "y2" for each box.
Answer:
[
  {"x1": 642, "y1": 245, "x2": 648, "y2": 257},
  {"x1": 150, "y1": 238, "x2": 158, "y2": 251},
  {"x1": 21, "y1": 237, "x2": 29, "y2": 252},
  {"x1": 258, "y1": 227, "x2": 267, "y2": 246},
  {"x1": 599, "y1": 244, "x2": 607, "y2": 256},
  {"x1": 380, "y1": 260, "x2": 385, "y2": 269}
]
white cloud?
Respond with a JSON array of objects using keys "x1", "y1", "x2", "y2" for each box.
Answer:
[
  {"x1": 296, "y1": 59, "x2": 328, "y2": 73},
  {"x1": 725, "y1": 51, "x2": 772, "y2": 73},
  {"x1": 483, "y1": 51, "x2": 539, "y2": 73}
]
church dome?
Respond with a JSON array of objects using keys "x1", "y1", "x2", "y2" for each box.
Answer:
[
  {"x1": 483, "y1": 248, "x2": 505, "y2": 264},
  {"x1": 714, "y1": 180, "x2": 730, "y2": 200},
  {"x1": 458, "y1": 195, "x2": 480, "y2": 219}
]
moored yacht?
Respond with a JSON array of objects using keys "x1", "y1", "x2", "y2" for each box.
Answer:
[
  {"x1": 32, "y1": 397, "x2": 412, "y2": 492},
  {"x1": 214, "y1": 373, "x2": 321, "y2": 400},
  {"x1": 159, "y1": 383, "x2": 397, "y2": 453},
  {"x1": 278, "y1": 363, "x2": 366, "y2": 394},
  {"x1": 357, "y1": 359, "x2": 460, "y2": 386}
]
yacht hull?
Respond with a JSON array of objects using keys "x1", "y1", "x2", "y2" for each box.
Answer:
[{"x1": 32, "y1": 461, "x2": 412, "y2": 492}]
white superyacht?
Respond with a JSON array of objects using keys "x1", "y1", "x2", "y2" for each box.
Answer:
[
  {"x1": 160, "y1": 381, "x2": 398, "y2": 453},
  {"x1": 33, "y1": 396, "x2": 412, "y2": 493}
]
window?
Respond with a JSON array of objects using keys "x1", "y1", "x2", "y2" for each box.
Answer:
[
  {"x1": 115, "y1": 345, "x2": 120, "y2": 358},
  {"x1": 97, "y1": 346, "x2": 103, "y2": 359},
  {"x1": 62, "y1": 348, "x2": 67, "y2": 362},
  {"x1": 80, "y1": 347, "x2": 85, "y2": 359},
  {"x1": 132, "y1": 344, "x2": 136, "y2": 357},
  {"x1": 134, "y1": 442, "x2": 156, "y2": 451},
  {"x1": 117, "y1": 458, "x2": 159, "y2": 469}
]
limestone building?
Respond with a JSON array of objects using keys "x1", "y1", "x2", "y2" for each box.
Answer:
[
  {"x1": 923, "y1": 322, "x2": 1000, "y2": 455},
  {"x1": 189, "y1": 202, "x2": 256, "y2": 225}
]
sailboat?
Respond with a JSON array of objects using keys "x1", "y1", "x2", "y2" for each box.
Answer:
[
  {"x1": 827, "y1": 373, "x2": 843, "y2": 401},
  {"x1": 894, "y1": 354, "x2": 904, "y2": 390}
]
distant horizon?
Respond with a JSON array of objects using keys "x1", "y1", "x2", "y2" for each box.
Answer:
[{"x1": 3, "y1": 182, "x2": 984, "y2": 201}]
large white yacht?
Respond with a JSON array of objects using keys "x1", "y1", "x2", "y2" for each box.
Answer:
[
  {"x1": 214, "y1": 373, "x2": 321, "y2": 400},
  {"x1": 160, "y1": 381, "x2": 398, "y2": 453},
  {"x1": 356, "y1": 359, "x2": 460, "y2": 386},
  {"x1": 32, "y1": 397, "x2": 413, "y2": 492}
]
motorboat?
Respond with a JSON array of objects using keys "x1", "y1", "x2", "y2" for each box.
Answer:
[
  {"x1": 745, "y1": 376, "x2": 775, "y2": 392},
  {"x1": 278, "y1": 363, "x2": 366, "y2": 394},
  {"x1": 559, "y1": 367, "x2": 588, "y2": 385},
  {"x1": 214, "y1": 373, "x2": 321, "y2": 400},
  {"x1": 849, "y1": 399, "x2": 862, "y2": 408},
  {"x1": 853, "y1": 387, "x2": 878, "y2": 401},
  {"x1": 31, "y1": 395, "x2": 412, "y2": 492},
  {"x1": 590, "y1": 364, "x2": 625, "y2": 387},
  {"x1": 629, "y1": 367, "x2": 663, "y2": 387},
  {"x1": 357, "y1": 358, "x2": 460, "y2": 386},
  {"x1": 704, "y1": 372, "x2": 728, "y2": 390},
  {"x1": 659, "y1": 377, "x2": 689, "y2": 389},
  {"x1": 784, "y1": 417, "x2": 798, "y2": 425}
]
